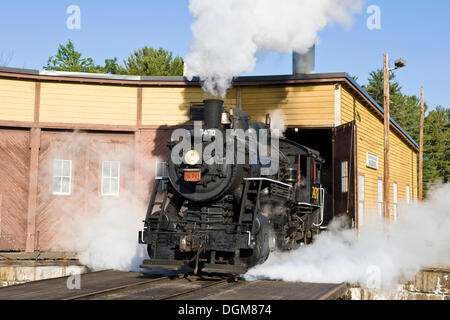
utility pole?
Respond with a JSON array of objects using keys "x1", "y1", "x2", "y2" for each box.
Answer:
[
  {"x1": 419, "y1": 87, "x2": 424, "y2": 201},
  {"x1": 383, "y1": 53, "x2": 391, "y2": 221}
]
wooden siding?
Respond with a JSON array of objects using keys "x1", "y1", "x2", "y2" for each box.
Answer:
[
  {"x1": 137, "y1": 129, "x2": 173, "y2": 203},
  {"x1": 0, "y1": 129, "x2": 29, "y2": 250},
  {"x1": 0, "y1": 79, "x2": 35, "y2": 122},
  {"x1": 142, "y1": 87, "x2": 237, "y2": 126},
  {"x1": 39, "y1": 83, "x2": 137, "y2": 126},
  {"x1": 241, "y1": 85, "x2": 335, "y2": 126},
  {"x1": 36, "y1": 131, "x2": 135, "y2": 251},
  {"x1": 342, "y1": 87, "x2": 418, "y2": 220}
]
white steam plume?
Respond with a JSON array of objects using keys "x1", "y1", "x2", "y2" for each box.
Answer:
[
  {"x1": 245, "y1": 184, "x2": 450, "y2": 291},
  {"x1": 185, "y1": 0, "x2": 363, "y2": 96},
  {"x1": 73, "y1": 197, "x2": 148, "y2": 272},
  {"x1": 269, "y1": 109, "x2": 287, "y2": 138}
]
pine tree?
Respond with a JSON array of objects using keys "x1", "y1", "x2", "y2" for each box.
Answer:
[
  {"x1": 117, "y1": 47, "x2": 183, "y2": 76},
  {"x1": 423, "y1": 107, "x2": 450, "y2": 195},
  {"x1": 363, "y1": 69, "x2": 403, "y2": 108},
  {"x1": 363, "y1": 69, "x2": 422, "y2": 142},
  {"x1": 391, "y1": 94, "x2": 424, "y2": 143},
  {"x1": 363, "y1": 69, "x2": 448, "y2": 198},
  {"x1": 44, "y1": 40, "x2": 117, "y2": 74}
]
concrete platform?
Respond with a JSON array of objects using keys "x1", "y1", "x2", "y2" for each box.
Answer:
[
  {"x1": 347, "y1": 267, "x2": 450, "y2": 300},
  {"x1": 0, "y1": 251, "x2": 87, "y2": 287},
  {"x1": 0, "y1": 251, "x2": 77, "y2": 261}
]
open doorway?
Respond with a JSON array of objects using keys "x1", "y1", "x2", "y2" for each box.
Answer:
[
  {"x1": 285, "y1": 128, "x2": 334, "y2": 226},
  {"x1": 285, "y1": 123, "x2": 357, "y2": 228}
]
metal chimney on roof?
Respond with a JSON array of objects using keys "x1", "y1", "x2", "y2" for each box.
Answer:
[{"x1": 293, "y1": 45, "x2": 315, "y2": 75}]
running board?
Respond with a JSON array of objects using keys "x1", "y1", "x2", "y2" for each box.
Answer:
[{"x1": 140, "y1": 259, "x2": 186, "y2": 271}]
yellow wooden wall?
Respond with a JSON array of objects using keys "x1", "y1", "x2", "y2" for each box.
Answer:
[
  {"x1": 141, "y1": 87, "x2": 237, "y2": 126},
  {"x1": 241, "y1": 85, "x2": 335, "y2": 126},
  {"x1": 0, "y1": 78, "x2": 418, "y2": 216},
  {"x1": 342, "y1": 87, "x2": 418, "y2": 220},
  {"x1": 0, "y1": 76, "x2": 422, "y2": 235},
  {"x1": 0, "y1": 79, "x2": 35, "y2": 122},
  {"x1": 39, "y1": 83, "x2": 137, "y2": 126}
]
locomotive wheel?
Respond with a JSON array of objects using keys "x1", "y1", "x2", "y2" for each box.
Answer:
[{"x1": 152, "y1": 210, "x2": 178, "y2": 230}]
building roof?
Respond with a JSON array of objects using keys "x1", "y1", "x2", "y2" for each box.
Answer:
[{"x1": 0, "y1": 66, "x2": 418, "y2": 150}]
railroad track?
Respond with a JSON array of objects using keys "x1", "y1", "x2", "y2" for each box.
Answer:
[
  {"x1": 65, "y1": 273, "x2": 235, "y2": 300},
  {"x1": 63, "y1": 275, "x2": 175, "y2": 300},
  {"x1": 0, "y1": 269, "x2": 347, "y2": 300},
  {"x1": 161, "y1": 277, "x2": 233, "y2": 300}
]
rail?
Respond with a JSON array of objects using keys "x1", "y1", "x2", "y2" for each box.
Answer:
[{"x1": 65, "y1": 273, "x2": 234, "y2": 300}]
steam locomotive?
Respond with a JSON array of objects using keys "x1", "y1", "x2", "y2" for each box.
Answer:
[{"x1": 139, "y1": 99, "x2": 325, "y2": 274}]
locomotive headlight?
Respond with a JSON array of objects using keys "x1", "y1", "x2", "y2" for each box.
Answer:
[{"x1": 185, "y1": 150, "x2": 201, "y2": 165}]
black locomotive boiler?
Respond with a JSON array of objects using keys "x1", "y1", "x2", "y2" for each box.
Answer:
[{"x1": 139, "y1": 99, "x2": 325, "y2": 274}]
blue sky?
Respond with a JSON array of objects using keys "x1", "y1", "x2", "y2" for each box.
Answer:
[{"x1": 0, "y1": 0, "x2": 449, "y2": 108}]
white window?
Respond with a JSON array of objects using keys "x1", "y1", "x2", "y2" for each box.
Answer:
[
  {"x1": 155, "y1": 162, "x2": 168, "y2": 180},
  {"x1": 367, "y1": 153, "x2": 379, "y2": 170},
  {"x1": 155, "y1": 162, "x2": 168, "y2": 191},
  {"x1": 53, "y1": 160, "x2": 72, "y2": 195},
  {"x1": 341, "y1": 161, "x2": 349, "y2": 193},
  {"x1": 102, "y1": 161, "x2": 120, "y2": 196},
  {"x1": 393, "y1": 182, "x2": 398, "y2": 221},
  {"x1": 358, "y1": 175, "x2": 365, "y2": 228},
  {"x1": 378, "y1": 179, "x2": 383, "y2": 218},
  {"x1": 406, "y1": 185, "x2": 411, "y2": 204}
]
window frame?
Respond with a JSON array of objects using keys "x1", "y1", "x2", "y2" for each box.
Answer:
[
  {"x1": 358, "y1": 175, "x2": 365, "y2": 228},
  {"x1": 377, "y1": 178, "x2": 383, "y2": 218},
  {"x1": 406, "y1": 185, "x2": 411, "y2": 204},
  {"x1": 155, "y1": 162, "x2": 168, "y2": 180},
  {"x1": 101, "y1": 161, "x2": 121, "y2": 197},
  {"x1": 155, "y1": 161, "x2": 168, "y2": 191},
  {"x1": 52, "y1": 159, "x2": 72, "y2": 196},
  {"x1": 393, "y1": 182, "x2": 398, "y2": 221},
  {"x1": 341, "y1": 161, "x2": 349, "y2": 193}
]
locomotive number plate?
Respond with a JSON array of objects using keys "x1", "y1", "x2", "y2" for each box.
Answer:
[
  {"x1": 184, "y1": 170, "x2": 201, "y2": 182},
  {"x1": 312, "y1": 187, "x2": 320, "y2": 200}
]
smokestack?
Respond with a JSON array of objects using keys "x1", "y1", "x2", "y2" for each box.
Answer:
[
  {"x1": 293, "y1": 45, "x2": 315, "y2": 75},
  {"x1": 203, "y1": 99, "x2": 224, "y2": 129}
]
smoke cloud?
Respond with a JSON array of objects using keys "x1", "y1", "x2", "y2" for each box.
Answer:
[
  {"x1": 185, "y1": 0, "x2": 363, "y2": 96},
  {"x1": 245, "y1": 184, "x2": 450, "y2": 291},
  {"x1": 71, "y1": 196, "x2": 148, "y2": 272}
]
